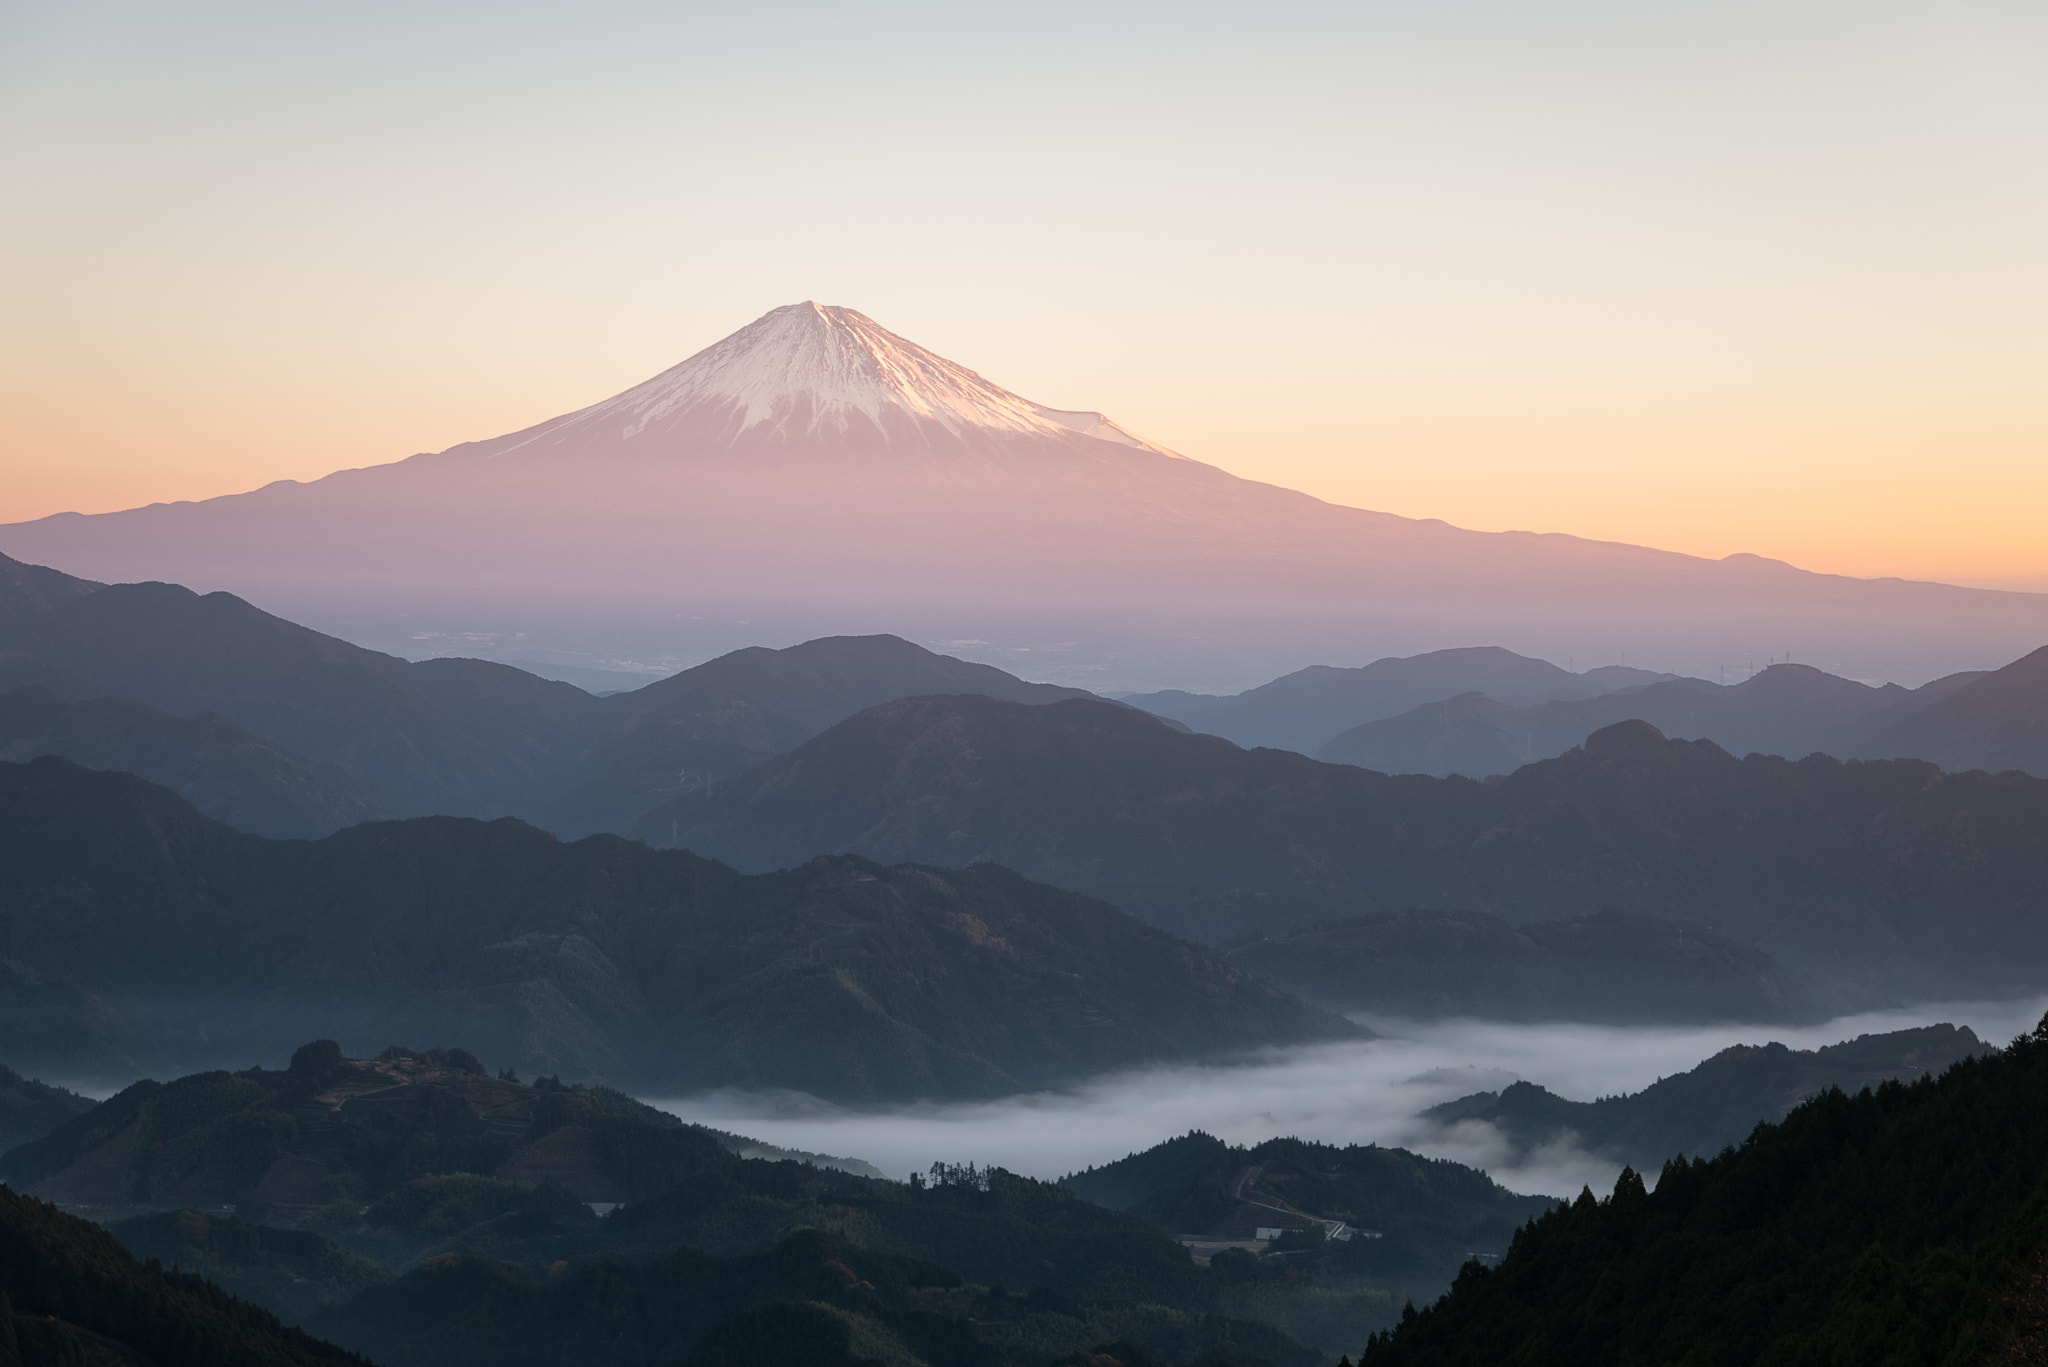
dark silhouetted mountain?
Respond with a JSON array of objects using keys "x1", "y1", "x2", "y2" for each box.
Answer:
[
  {"x1": 548, "y1": 632, "x2": 1100, "y2": 835},
  {"x1": 0, "y1": 564, "x2": 1114, "y2": 837},
  {"x1": 1362, "y1": 1018, "x2": 2048, "y2": 1367},
  {"x1": 111, "y1": 1209, "x2": 392, "y2": 1326},
  {"x1": 0, "y1": 579, "x2": 597, "y2": 820},
  {"x1": 1227, "y1": 908, "x2": 1839, "y2": 1023},
  {"x1": 1420, "y1": 1022, "x2": 1983, "y2": 1174},
  {"x1": 0, "y1": 756, "x2": 1354, "y2": 1097},
  {"x1": 645, "y1": 697, "x2": 2048, "y2": 996},
  {"x1": 0, "y1": 546, "x2": 99, "y2": 631},
  {"x1": 0, "y1": 685, "x2": 383, "y2": 838},
  {"x1": 0, "y1": 1182, "x2": 365, "y2": 1366},
  {"x1": 1863, "y1": 643, "x2": 2048, "y2": 779},
  {"x1": 1122, "y1": 647, "x2": 1684, "y2": 754},
  {"x1": 0, "y1": 1062, "x2": 94, "y2": 1153},
  {"x1": 1317, "y1": 659, "x2": 1998, "y2": 778}
]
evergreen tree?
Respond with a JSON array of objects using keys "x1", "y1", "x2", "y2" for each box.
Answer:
[
  {"x1": 0, "y1": 1290, "x2": 20, "y2": 1367},
  {"x1": 1365, "y1": 1016, "x2": 2048, "y2": 1366}
]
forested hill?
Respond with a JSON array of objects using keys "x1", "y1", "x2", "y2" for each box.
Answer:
[
  {"x1": 1361, "y1": 1015, "x2": 2048, "y2": 1366},
  {"x1": 0, "y1": 1183, "x2": 365, "y2": 1366},
  {"x1": 1060, "y1": 1131, "x2": 1552, "y2": 1309},
  {"x1": 0, "y1": 1063, "x2": 94, "y2": 1153},
  {"x1": 0, "y1": 755, "x2": 1353, "y2": 1098}
]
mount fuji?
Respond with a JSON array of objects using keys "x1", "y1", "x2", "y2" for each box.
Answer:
[{"x1": 6, "y1": 302, "x2": 2044, "y2": 690}]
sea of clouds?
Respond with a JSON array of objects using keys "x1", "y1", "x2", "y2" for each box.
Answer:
[{"x1": 652, "y1": 996, "x2": 2048, "y2": 1200}]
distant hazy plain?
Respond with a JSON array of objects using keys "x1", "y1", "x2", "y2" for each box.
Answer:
[{"x1": 653, "y1": 997, "x2": 2048, "y2": 1200}]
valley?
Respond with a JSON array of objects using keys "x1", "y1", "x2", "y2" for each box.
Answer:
[
  {"x1": 4, "y1": 1006, "x2": 2033, "y2": 1366},
  {"x1": 0, "y1": 313, "x2": 2044, "y2": 1367}
]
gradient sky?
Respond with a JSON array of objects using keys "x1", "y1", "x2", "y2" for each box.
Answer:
[{"x1": 4, "y1": 0, "x2": 2044, "y2": 587}]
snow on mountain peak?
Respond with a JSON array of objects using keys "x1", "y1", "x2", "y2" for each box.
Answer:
[{"x1": 517, "y1": 302, "x2": 1182, "y2": 457}]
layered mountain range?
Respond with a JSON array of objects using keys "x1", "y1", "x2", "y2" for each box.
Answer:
[
  {"x1": 646, "y1": 697, "x2": 2048, "y2": 996},
  {"x1": 1310, "y1": 651, "x2": 2048, "y2": 780},
  {"x1": 6, "y1": 303, "x2": 2045, "y2": 690},
  {"x1": 0, "y1": 552, "x2": 1098, "y2": 836},
  {"x1": 6, "y1": 550, "x2": 2042, "y2": 848},
  {"x1": 9, "y1": 303, "x2": 2048, "y2": 1367},
  {"x1": 1122, "y1": 647, "x2": 1688, "y2": 755},
  {"x1": 7, "y1": 549, "x2": 2048, "y2": 1018}
]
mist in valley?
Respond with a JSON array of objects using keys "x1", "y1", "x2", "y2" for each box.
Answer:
[{"x1": 652, "y1": 996, "x2": 2048, "y2": 1201}]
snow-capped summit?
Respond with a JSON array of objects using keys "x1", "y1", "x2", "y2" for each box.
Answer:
[{"x1": 490, "y1": 301, "x2": 1182, "y2": 459}]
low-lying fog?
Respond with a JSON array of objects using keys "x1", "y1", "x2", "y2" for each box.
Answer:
[{"x1": 653, "y1": 997, "x2": 2048, "y2": 1201}]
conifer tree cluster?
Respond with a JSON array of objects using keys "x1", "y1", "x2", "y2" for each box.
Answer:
[
  {"x1": 1358, "y1": 1015, "x2": 2048, "y2": 1365},
  {"x1": 0, "y1": 1184, "x2": 365, "y2": 1365},
  {"x1": 927, "y1": 1161, "x2": 992, "y2": 1191}
]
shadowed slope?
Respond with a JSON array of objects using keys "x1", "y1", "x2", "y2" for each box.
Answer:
[
  {"x1": 1228, "y1": 907, "x2": 1828, "y2": 1023},
  {"x1": 645, "y1": 697, "x2": 2048, "y2": 995},
  {"x1": 0, "y1": 755, "x2": 1355, "y2": 1097},
  {"x1": 1364, "y1": 1020, "x2": 2048, "y2": 1367},
  {"x1": 0, "y1": 565, "x2": 1114, "y2": 837},
  {"x1": 0, "y1": 685, "x2": 383, "y2": 837},
  {"x1": 0, "y1": 579, "x2": 596, "y2": 818},
  {"x1": 0, "y1": 547, "x2": 99, "y2": 630},
  {"x1": 0, "y1": 1062, "x2": 95, "y2": 1152},
  {"x1": 0, "y1": 1184, "x2": 365, "y2": 1366},
  {"x1": 1126, "y1": 647, "x2": 1685, "y2": 755},
  {"x1": 1864, "y1": 643, "x2": 2048, "y2": 778},
  {"x1": 549, "y1": 633, "x2": 1100, "y2": 834}
]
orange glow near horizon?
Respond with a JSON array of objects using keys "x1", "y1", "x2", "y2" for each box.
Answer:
[
  {"x1": 3, "y1": 1, "x2": 2044, "y2": 589},
  {"x1": 5, "y1": 322, "x2": 2043, "y2": 589}
]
